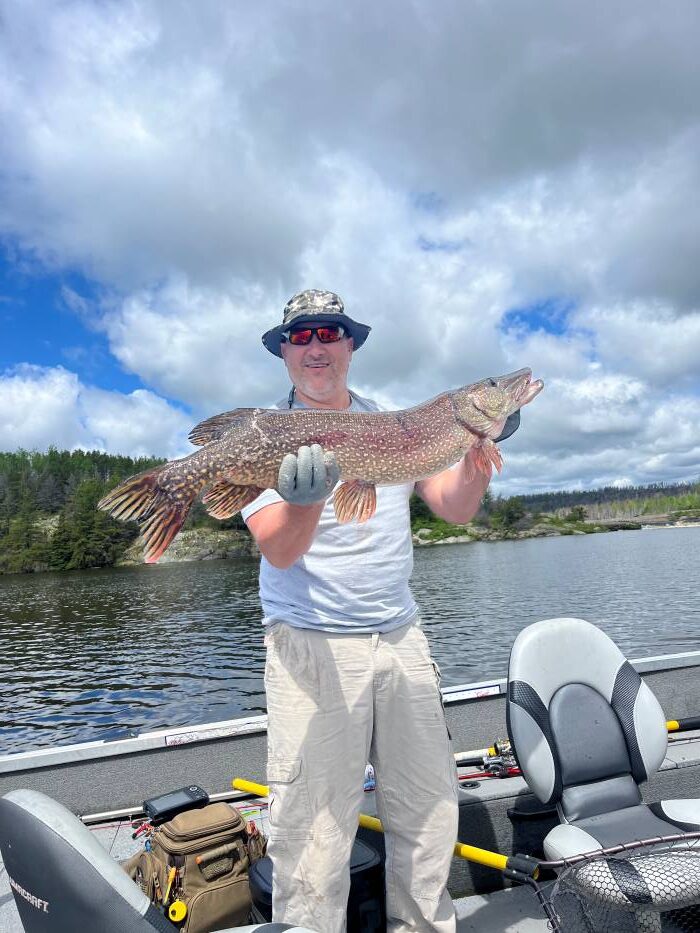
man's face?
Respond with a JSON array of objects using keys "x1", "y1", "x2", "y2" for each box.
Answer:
[{"x1": 280, "y1": 325, "x2": 354, "y2": 406}]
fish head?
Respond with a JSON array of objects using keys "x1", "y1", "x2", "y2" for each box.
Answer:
[{"x1": 452, "y1": 368, "x2": 544, "y2": 437}]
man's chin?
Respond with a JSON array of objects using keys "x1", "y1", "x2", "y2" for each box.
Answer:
[
  {"x1": 296, "y1": 381, "x2": 341, "y2": 406},
  {"x1": 300, "y1": 374, "x2": 333, "y2": 392}
]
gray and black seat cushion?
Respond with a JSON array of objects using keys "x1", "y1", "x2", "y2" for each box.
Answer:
[
  {"x1": 0, "y1": 789, "x2": 314, "y2": 933},
  {"x1": 506, "y1": 618, "x2": 700, "y2": 860},
  {"x1": 0, "y1": 789, "x2": 176, "y2": 933}
]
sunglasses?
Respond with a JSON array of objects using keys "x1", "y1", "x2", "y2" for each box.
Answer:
[{"x1": 282, "y1": 324, "x2": 347, "y2": 346}]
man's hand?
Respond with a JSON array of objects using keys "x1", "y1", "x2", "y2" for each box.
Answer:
[
  {"x1": 278, "y1": 444, "x2": 340, "y2": 505},
  {"x1": 494, "y1": 411, "x2": 520, "y2": 443}
]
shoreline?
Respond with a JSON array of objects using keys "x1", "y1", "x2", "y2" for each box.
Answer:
[
  {"x1": 411, "y1": 517, "x2": 700, "y2": 548},
  {"x1": 1, "y1": 518, "x2": 698, "y2": 575}
]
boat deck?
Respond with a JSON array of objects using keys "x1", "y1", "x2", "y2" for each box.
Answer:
[
  {"x1": 0, "y1": 804, "x2": 551, "y2": 932},
  {"x1": 3, "y1": 652, "x2": 700, "y2": 931},
  {"x1": 4, "y1": 729, "x2": 700, "y2": 931}
]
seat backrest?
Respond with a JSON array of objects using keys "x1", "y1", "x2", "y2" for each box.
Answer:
[
  {"x1": 506, "y1": 618, "x2": 668, "y2": 821},
  {"x1": 0, "y1": 789, "x2": 176, "y2": 933}
]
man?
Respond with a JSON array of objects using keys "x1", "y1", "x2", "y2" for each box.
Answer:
[{"x1": 242, "y1": 289, "x2": 517, "y2": 933}]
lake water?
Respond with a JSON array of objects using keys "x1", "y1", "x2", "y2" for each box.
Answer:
[{"x1": 1, "y1": 526, "x2": 698, "y2": 754}]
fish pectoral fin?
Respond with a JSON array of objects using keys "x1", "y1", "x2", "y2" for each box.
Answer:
[
  {"x1": 463, "y1": 451, "x2": 476, "y2": 483},
  {"x1": 202, "y1": 480, "x2": 263, "y2": 519},
  {"x1": 189, "y1": 408, "x2": 255, "y2": 446},
  {"x1": 472, "y1": 439, "x2": 503, "y2": 477},
  {"x1": 333, "y1": 480, "x2": 377, "y2": 524}
]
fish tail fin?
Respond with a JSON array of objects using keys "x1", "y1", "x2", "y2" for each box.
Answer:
[{"x1": 98, "y1": 467, "x2": 196, "y2": 563}]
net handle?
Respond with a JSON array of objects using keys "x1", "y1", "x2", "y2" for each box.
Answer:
[{"x1": 539, "y1": 829, "x2": 700, "y2": 871}]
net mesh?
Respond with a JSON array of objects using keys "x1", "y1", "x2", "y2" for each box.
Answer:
[{"x1": 546, "y1": 839, "x2": 700, "y2": 933}]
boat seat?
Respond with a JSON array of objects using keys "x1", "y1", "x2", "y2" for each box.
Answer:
[
  {"x1": 0, "y1": 788, "x2": 316, "y2": 933},
  {"x1": 506, "y1": 617, "x2": 700, "y2": 860}
]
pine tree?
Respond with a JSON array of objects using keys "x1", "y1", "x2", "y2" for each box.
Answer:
[{"x1": 49, "y1": 512, "x2": 73, "y2": 570}]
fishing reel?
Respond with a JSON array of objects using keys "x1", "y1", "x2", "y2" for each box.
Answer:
[
  {"x1": 484, "y1": 739, "x2": 518, "y2": 777},
  {"x1": 456, "y1": 738, "x2": 521, "y2": 784}
]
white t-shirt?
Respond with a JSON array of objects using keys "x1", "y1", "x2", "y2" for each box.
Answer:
[{"x1": 241, "y1": 391, "x2": 419, "y2": 634}]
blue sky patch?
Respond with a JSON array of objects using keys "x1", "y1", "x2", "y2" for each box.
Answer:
[
  {"x1": 501, "y1": 297, "x2": 576, "y2": 337},
  {"x1": 0, "y1": 250, "x2": 143, "y2": 394}
]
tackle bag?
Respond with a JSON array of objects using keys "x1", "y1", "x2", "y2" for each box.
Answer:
[{"x1": 123, "y1": 801, "x2": 266, "y2": 933}]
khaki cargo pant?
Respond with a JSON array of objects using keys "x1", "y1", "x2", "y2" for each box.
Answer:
[{"x1": 264, "y1": 620, "x2": 458, "y2": 933}]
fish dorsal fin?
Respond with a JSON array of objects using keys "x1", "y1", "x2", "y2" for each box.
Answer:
[
  {"x1": 333, "y1": 480, "x2": 377, "y2": 524},
  {"x1": 189, "y1": 408, "x2": 255, "y2": 446},
  {"x1": 202, "y1": 480, "x2": 263, "y2": 519}
]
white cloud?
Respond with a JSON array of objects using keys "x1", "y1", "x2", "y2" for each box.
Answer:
[
  {"x1": 576, "y1": 303, "x2": 700, "y2": 388},
  {"x1": 0, "y1": 365, "x2": 191, "y2": 458},
  {"x1": 98, "y1": 278, "x2": 286, "y2": 411},
  {"x1": 494, "y1": 388, "x2": 700, "y2": 495},
  {"x1": 2, "y1": 1, "x2": 699, "y2": 302},
  {"x1": 0, "y1": 365, "x2": 84, "y2": 451}
]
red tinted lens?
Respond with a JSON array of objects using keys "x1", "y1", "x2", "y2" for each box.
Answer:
[
  {"x1": 287, "y1": 328, "x2": 313, "y2": 345},
  {"x1": 286, "y1": 325, "x2": 344, "y2": 345},
  {"x1": 316, "y1": 326, "x2": 343, "y2": 343}
]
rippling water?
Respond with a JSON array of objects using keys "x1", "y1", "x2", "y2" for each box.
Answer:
[{"x1": 1, "y1": 527, "x2": 698, "y2": 753}]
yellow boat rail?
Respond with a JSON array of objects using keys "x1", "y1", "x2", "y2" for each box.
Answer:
[{"x1": 232, "y1": 777, "x2": 538, "y2": 879}]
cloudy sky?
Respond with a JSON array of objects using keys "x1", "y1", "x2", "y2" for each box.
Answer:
[{"x1": 1, "y1": 0, "x2": 699, "y2": 496}]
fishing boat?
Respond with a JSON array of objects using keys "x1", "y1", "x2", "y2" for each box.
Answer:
[{"x1": 2, "y1": 631, "x2": 700, "y2": 932}]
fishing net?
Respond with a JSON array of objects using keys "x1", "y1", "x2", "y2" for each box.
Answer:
[{"x1": 544, "y1": 837, "x2": 700, "y2": 933}]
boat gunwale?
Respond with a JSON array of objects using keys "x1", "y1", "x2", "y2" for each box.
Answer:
[{"x1": 3, "y1": 648, "x2": 700, "y2": 775}]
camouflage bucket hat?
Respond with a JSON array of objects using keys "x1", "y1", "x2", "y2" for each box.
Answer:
[{"x1": 262, "y1": 289, "x2": 371, "y2": 358}]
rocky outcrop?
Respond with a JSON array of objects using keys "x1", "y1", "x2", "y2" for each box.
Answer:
[
  {"x1": 413, "y1": 531, "x2": 475, "y2": 547},
  {"x1": 116, "y1": 527, "x2": 259, "y2": 566},
  {"x1": 411, "y1": 520, "x2": 632, "y2": 547}
]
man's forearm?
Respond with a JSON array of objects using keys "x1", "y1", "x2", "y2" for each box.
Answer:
[
  {"x1": 246, "y1": 500, "x2": 325, "y2": 569},
  {"x1": 416, "y1": 450, "x2": 490, "y2": 524}
]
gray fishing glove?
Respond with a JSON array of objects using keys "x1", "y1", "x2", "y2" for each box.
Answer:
[
  {"x1": 278, "y1": 444, "x2": 340, "y2": 506},
  {"x1": 495, "y1": 410, "x2": 520, "y2": 443}
]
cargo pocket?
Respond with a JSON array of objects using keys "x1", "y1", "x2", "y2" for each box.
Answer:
[{"x1": 267, "y1": 756, "x2": 313, "y2": 840}]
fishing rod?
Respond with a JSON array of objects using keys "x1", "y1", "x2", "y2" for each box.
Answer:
[
  {"x1": 459, "y1": 767, "x2": 521, "y2": 781},
  {"x1": 453, "y1": 716, "x2": 700, "y2": 767},
  {"x1": 667, "y1": 716, "x2": 700, "y2": 733},
  {"x1": 454, "y1": 737, "x2": 513, "y2": 767}
]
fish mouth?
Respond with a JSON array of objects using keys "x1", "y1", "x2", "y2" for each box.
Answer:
[
  {"x1": 490, "y1": 367, "x2": 531, "y2": 395},
  {"x1": 490, "y1": 368, "x2": 544, "y2": 406},
  {"x1": 469, "y1": 368, "x2": 544, "y2": 422}
]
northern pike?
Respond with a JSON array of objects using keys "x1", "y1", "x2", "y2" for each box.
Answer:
[{"x1": 98, "y1": 368, "x2": 543, "y2": 562}]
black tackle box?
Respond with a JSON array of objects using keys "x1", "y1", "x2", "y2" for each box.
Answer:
[{"x1": 248, "y1": 837, "x2": 386, "y2": 932}]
